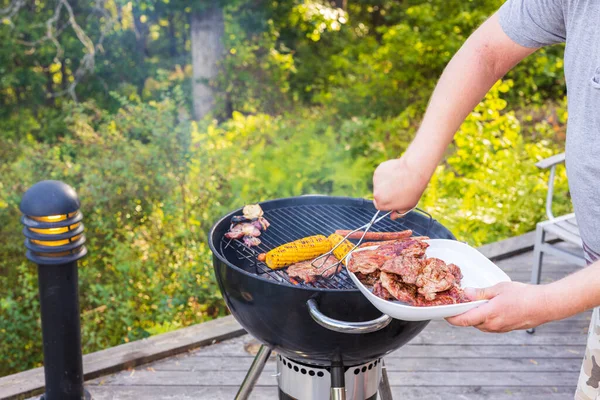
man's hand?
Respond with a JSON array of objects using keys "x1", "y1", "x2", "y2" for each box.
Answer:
[
  {"x1": 372, "y1": 156, "x2": 428, "y2": 217},
  {"x1": 446, "y1": 282, "x2": 550, "y2": 333}
]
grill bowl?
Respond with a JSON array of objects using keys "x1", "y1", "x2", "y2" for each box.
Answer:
[{"x1": 208, "y1": 195, "x2": 456, "y2": 365}]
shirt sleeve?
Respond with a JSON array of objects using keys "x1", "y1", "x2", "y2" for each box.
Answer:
[{"x1": 498, "y1": 0, "x2": 567, "y2": 48}]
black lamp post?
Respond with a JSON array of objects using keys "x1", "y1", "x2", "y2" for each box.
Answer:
[{"x1": 20, "y1": 180, "x2": 91, "y2": 400}]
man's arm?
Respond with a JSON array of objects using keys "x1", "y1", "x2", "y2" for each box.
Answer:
[
  {"x1": 446, "y1": 260, "x2": 600, "y2": 332},
  {"x1": 373, "y1": 13, "x2": 537, "y2": 213},
  {"x1": 545, "y1": 259, "x2": 600, "y2": 320}
]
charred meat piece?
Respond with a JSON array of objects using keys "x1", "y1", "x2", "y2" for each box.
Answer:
[
  {"x1": 380, "y1": 254, "x2": 424, "y2": 285},
  {"x1": 347, "y1": 249, "x2": 389, "y2": 275},
  {"x1": 377, "y1": 239, "x2": 429, "y2": 258},
  {"x1": 447, "y1": 263, "x2": 463, "y2": 284},
  {"x1": 414, "y1": 286, "x2": 469, "y2": 306},
  {"x1": 348, "y1": 240, "x2": 427, "y2": 274},
  {"x1": 355, "y1": 270, "x2": 381, "y2": 286},
  {"x1": 445, "y1": 286, "x2": 469, "y2": 303},
  {"x1": 287, "y1": 256, "x2": 341, "y2": 283},
  {"x1": 372, "y1": 281, "x2": 393, "y2": 300},
  {"x1": 399, "y1": 239, "x2": 429, "y2": 258},
  {"x1": 415, "y1": 257, "x2": 457, "y2": 301},
  {"x1": 380, "y1": 272, "x2": 418, "y2": 305},
  {"x1": 348, "y1": 239, "x2": 429, "y2": 275}
]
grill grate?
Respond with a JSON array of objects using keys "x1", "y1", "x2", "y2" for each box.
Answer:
[{"x1": 219, "y1": 204, "x2": 434, "y2": 290}]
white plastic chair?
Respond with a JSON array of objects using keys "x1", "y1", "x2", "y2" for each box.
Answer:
[{"x1": 528, "y1": 152, "x2": 585, "y2": 333}]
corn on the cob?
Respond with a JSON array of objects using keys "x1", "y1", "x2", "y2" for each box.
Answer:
[
  {"x1": 327, "y1": 233, "x2": 355, "y2": 265},
  {"x1": 263, "y1": 235, "x2": 332, "y2": 269}
]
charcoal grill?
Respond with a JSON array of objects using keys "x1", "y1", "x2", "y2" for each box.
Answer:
[{"x1": 208, "y1": 195, "x2": 456, "y2": 400}]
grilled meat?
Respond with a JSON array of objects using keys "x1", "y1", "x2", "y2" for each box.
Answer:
[
  {"x1": 372, "y1": 281, "x2": 393, "y2": 300},
  {"x1": 415, "y1": 257, "x2": 457, "y2": 301},
  {"x1": 347, "y1": 249, "x2": 389, "y2": 275},
  {"x1": 348, "y1": 239, "x2": 429, "y2": 275},
  {"x1": 376, "y1": 239, "x2": 429, "y2": 258},
  {"x1": 287, "y1": 256, "x2": 341, "y2": 283},
  {"x1": 243, "y1": 204, "x2": 264, "y2": 219},
  {"x1": 447, "y1": 263, "x2": 463, "y2": 284},
  {"x1": 380, "y1": 271, "x2": 418, "y2": 305},
  {"x1": 414, "y1": 286, "x2": 469, "y2": 306},
  {"x1": 225, "y1": 222, "x2": 262, "y2": 239},
  {"x1": 355, "y1": 270, "x2": 381, "y2": 286},
  {"x1": 355, "y1": 237, "x2": 469, "y2": 306},
  {"x1": 377, "y1": 270, "x2": 469, "y2": 307},
  {"x1": 380, "y1": 254, "x2": 423, "y2": 284},
  {"x1": 225, "y1": 205, "x2": 269, "y2": 247}
]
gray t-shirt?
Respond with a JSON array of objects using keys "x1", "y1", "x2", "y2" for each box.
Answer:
[{"x1": 499, "y1": 0, "x2": 600, "y2": 255}]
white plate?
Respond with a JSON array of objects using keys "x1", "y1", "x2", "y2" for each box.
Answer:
[{"x1": 346, "y1": 239, "x2": 511, "y2": 321}]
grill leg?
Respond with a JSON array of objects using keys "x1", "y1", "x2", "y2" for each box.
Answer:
[
  {"x1": 235, "y1": 345, "x2": 272, "y2": 400},
  {"x1": 378, "y1": 360, "x2": 393, "y2": 400},
  {"x1": 330, "y1": 359, "x2": 346, "y2": 400}
]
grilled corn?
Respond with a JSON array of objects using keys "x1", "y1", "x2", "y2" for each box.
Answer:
[
  {"x1": 327, "y1": 233, "x2": 355, "y2": 265},
  {"x1": 263, "y1": 235, "x2": 332, "y2": 269}
]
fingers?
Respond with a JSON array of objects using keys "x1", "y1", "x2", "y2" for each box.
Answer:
[
  {"x1": 446, "y1": 285, "x2": 502, "y2": 327},
  {"x1": 390, "y1": 210, "x2": 413, "y2": 220},
  {"x1": 463, "y1": 284, "x2": 503, "y2": 301},
  {"x1": 446, "y1": 305, "x2": 489, "y2": 327}
]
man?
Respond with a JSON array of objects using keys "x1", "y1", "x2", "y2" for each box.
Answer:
[{"x1": 372, "y1": 0, "x2": 600, "y2": 398}]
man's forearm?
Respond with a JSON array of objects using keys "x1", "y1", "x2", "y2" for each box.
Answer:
[
  {"x1": 543, "y1": 260, "x2": 600, "y2": 322},
  {"x1": 402, "y1": 13, "x2": 536, "y2": 182}
]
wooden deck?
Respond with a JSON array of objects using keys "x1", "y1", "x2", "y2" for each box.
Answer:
[{"x1": 78, "y1": 244, "x2": 589, "y2": 399}]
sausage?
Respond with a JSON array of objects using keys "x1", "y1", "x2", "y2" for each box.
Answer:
[
  {"x1": 358, "y1": 236, "x2": 429, "y2": 248},
  {"x1": 334, "y1": 229, "x2": 413, "y2": 241}
]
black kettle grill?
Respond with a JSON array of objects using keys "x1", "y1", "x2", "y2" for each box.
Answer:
[{"x1": 208, "y1": 196, "x2": 456, "y2": 400}]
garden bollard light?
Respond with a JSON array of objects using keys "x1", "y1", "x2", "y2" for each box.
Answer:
[{"x1": 20, "y1": 180, "x2": 91, "y2": 400}]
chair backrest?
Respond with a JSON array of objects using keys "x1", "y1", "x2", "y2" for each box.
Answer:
[{"x1": 535, "y1": 152, "x2": 566, "y2": 221}]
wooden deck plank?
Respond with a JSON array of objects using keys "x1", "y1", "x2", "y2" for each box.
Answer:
[
  {"x1": 151, "y1": 356, "x2": 582, "y2": 372},
  {"x1": 162, "y1": 333, "x2": 587, "y2": 359},
  {"x1": 78, "y1": 385, "x2": 577, "y2": 400},
  {"x1": 90, "y1": 368, "x2": 580, "y2": 387},
  {"x1": 3, "y1": 316, "x2": 244, "y2": 400}
]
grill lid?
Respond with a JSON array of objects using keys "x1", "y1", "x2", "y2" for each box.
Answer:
[{"x1": 217, "y1": 198, "x2": 453, "y2": 291}]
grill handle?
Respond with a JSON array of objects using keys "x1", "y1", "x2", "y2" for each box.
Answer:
[{"x1": 307, "y1": 299, "x2": 392, "y2": 334}]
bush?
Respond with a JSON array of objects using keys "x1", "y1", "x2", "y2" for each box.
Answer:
[{"x1": 421, "y1": 81, "x2": 570, "y2": 245}]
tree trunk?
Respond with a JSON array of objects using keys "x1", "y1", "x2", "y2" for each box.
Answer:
[
  {"x1": 168, "y1": 15, "x2": 178, "y2": 58},
  {"x1": 190, "y1": 6, "x2": 225, "y2": 120},
  {"x1": 333, "y1": 0, "x2": 347, "y2": 10}
]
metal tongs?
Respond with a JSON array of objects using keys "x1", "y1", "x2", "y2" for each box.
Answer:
[{"x1": 311, "y1": 207, "x2": 415, "y2": 275}]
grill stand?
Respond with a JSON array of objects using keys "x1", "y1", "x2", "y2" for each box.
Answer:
[
  {"x1": 236, "y1": 344, "x2": 394, "y2": 400},
  {"x1": 235, "y1": 345, "x2": 272, "y2": 400}
]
